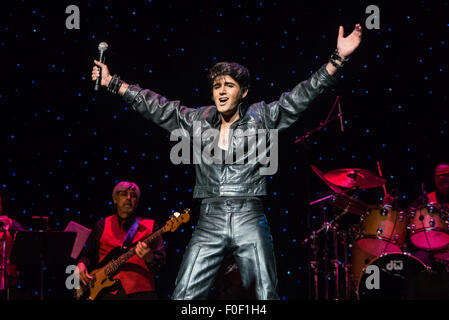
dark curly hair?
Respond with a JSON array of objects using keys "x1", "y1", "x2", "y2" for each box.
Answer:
[{"x1": 208, "y1": 61, "x2": 250, "y2": 94}]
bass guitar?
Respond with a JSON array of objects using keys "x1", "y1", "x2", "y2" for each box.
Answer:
[{"x1": 75, "y1": 208, "x2": 190, "y2": 300}]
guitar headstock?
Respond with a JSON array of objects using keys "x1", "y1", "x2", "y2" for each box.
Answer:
[{"x1": 163, "y1": 208, "x2": 191, "y2": 232}]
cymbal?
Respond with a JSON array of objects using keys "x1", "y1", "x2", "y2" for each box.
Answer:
[
  {"x1": 325, "y1": 193, "x2": 370, "y2": 216},
  {"x1": 311, "y1": 164, "x2": 347, "y2": 194},
  {"x1": 324, "y1": 168, "x2": 386, "y2": 189}
]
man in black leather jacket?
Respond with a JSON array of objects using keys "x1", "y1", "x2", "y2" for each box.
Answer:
[{"x1": 91, "y1": 24, "x2": 362, "y2": 299}]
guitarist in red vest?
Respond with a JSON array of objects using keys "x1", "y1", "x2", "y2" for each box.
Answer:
[{"x1": 76, "y1": 181, "x2": 166, "y2": 300}]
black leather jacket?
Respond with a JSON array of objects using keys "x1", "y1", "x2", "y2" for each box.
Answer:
[{"x1": 122, "y1": 64, "x2": 338, "y2": 198}]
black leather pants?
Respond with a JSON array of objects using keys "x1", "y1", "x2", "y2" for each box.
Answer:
[{"x1": 172, "y1": 197, "x2": 279, "y2": 300}]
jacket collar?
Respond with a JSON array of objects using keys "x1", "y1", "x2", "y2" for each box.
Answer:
[{"x1": 211, "y1": 101, "x2": 249, "y2": 128}]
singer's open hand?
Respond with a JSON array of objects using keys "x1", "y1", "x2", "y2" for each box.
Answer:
[
  {"x1": 337, "y1": 24, "x2": 362, "y2": 58},
  {"x1": 92, "y1": 60, "x2": 112, "y2": 87}
]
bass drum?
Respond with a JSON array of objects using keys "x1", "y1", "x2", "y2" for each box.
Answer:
[
  {"x1": 356, "y1": 253, "x2": 430, "y2": 300},
  {"x1": 350, "y1": 240, "x2": 376, "y2": 290}
]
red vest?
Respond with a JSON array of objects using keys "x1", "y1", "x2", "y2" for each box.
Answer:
[
  {"x1": 427, "y1": 191, "x2": 449, "y2": 210},
  {"x1": 427, "y1": 191, "x2": 437, "y2": 203},
  {"x1": 99, "y1": 215, "x2": 156, "y2": 294}
]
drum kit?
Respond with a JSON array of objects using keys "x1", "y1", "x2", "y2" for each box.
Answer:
[{"x1": 304, "y1": 164, "x2": 449, "y2": 300}]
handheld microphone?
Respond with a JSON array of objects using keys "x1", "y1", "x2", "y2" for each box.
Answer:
[{"x1": 94, "y1": 42, "x2": 109, "y2": 91}]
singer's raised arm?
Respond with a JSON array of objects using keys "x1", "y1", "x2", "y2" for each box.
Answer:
[
  {"x1": 92, "y1": 60, "x2": 200, "y2": 134},
  {"x1": 92, "y1": 60, "x2": 337, "y2": 135}
]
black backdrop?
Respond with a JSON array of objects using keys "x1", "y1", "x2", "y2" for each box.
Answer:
[{"x1": 1, "y1": 0, "x2": 447, "y2": 300}]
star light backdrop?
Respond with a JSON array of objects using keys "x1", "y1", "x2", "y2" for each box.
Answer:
[{"x1": 1, "y1": 0, "x2": 447, "y2": 299}]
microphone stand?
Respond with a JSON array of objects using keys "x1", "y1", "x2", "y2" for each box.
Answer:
[
  {"x1": 295, "y1": 96, "x2": 344, "y2": 300},
  {"x1": 294, "y1": 96, "x2": 342, "y2": 144}
]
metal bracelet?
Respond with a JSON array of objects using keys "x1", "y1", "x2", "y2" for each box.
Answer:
[
  {"x1": 331, "y1": 49, "x2": 349, "y2": 63},
  {"x1": 107, "y1": 74, "x2": 122, "y2": 94},
  {"x1": 107, "y1": 74, "x2": 118, "y2": 92},
  {"x1": 329, "y1": 58, "x2": 343, "y2": 69}
]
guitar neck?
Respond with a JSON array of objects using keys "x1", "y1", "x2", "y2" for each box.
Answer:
[{"x1": 105, "y1": 227, "x2": 166, "y2": 276}]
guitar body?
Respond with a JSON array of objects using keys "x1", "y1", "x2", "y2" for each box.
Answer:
[
  {"x1": 75, "y1": 209, "x2": 190, "y2": 300},
  {"x1": 76, "y1": 247, "x2": 123, "y2": 300},
  {"x1": 87, "y1": 267, "x2": 118, "y2": 300}
]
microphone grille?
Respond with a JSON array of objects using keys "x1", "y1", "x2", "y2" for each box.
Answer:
[{"x1": 98, "y1": 42, "x2": 109, "y2": 51}]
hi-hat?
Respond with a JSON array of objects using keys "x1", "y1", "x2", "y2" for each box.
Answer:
[
  {"x1": 326, "y1": 193, "x2": 370, "y2": 216},
  {"x1": 309, "y1": 191, "x2": 370, "y2": 216}
]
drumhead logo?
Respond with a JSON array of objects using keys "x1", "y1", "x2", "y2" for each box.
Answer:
[
  {"x1": 364, "y1": 259, "x2": 404, "y2": 290},
  {"x1": 386, "y1": 260, "x2": 403, "y2": 271},
  {"x1": 364, "y1": 265, "x2": 380, "y2": 290}
]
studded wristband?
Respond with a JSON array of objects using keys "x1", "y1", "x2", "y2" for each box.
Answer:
[
  {"x1": 107, "y1": 74, "x2": 122, "y2": 94},
  {"x1": 330, "y1": 49, "x2": 349, "y2": 68}
]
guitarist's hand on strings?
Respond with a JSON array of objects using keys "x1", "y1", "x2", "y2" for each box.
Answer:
[
  {"x1": 77, "y1": 262, "x2": 93, "y2": 286},
  {"x1": 136, "y1": 241, "x2": 153, "y2": 263}
]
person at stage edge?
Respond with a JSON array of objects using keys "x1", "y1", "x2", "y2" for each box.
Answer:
[
  {"x1": 91, "y1": 24, "x2": 362, "y2": 300},
  {"x1": 0, "y1": 193, "x2": 24, "y2": 298},
  {"x1": 76, "y1": 181, "x2": 166, "y2": 300}
]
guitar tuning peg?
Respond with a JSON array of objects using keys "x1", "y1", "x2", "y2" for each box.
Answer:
[{"x1": 174, "y1": 212, "x2": 180, "y2": 218}]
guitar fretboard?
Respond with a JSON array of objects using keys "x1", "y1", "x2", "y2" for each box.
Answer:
[{"x1": 104, "y1": 227, "x2": 165, "y2": 276}]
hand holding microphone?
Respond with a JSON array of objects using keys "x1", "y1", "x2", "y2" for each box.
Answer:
[
  {"x1": 92, "y1": 42, "x2": 129, "y2": 95},
  {"x1": 92, "y1": 59, "x2": 112, "y2": 87},
  {"x1": 92, "y1": 42, "x2": 111, "y2": 89}
]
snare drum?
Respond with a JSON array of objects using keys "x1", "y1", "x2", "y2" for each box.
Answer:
[
  {"x1": 408, "y1": 203, "x2": 449, "y2": 250},
  {"x1": 356, "y1": 253, "x2": 430, "y2": 299},
  {"x1": 357, "y1": 205, "x2": 407, "y2": 256}
]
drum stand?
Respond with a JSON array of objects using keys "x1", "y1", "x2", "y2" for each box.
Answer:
[
  {"x1": 308, "y1": 231, "x2": 319, "y2": 300},
  {"x1": 302, "y1": 208, "x2": 352, "y2": 300},
  {"x1": 342, "y1": 230, "x2": 351, "y2": 299},
  {"x1": 331, "y1": 224, "x2": 340, "y2": 300},
  {"x1": 323, "y1": 222, "x2": 329, "y2": 300}
]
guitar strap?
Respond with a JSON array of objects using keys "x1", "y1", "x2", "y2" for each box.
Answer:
[{"x1": 122, "y1": 218, "x2": 140, "y2": 250}]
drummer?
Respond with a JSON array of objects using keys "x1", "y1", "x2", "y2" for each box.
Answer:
[
  {"x1": 408, "y1": 162, "x2": 449, "y2": 266},
  {"x1": 416, "y1": 162, "x2": 449, "y2": 209}
]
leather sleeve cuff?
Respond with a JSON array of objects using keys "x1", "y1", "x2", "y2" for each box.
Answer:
[
  {"x1": 122, "y1": 84, "x2": 142, "y2": 107},
  {"x1": 317, "y1": 64, "x2": 339, "y2": 87}
]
